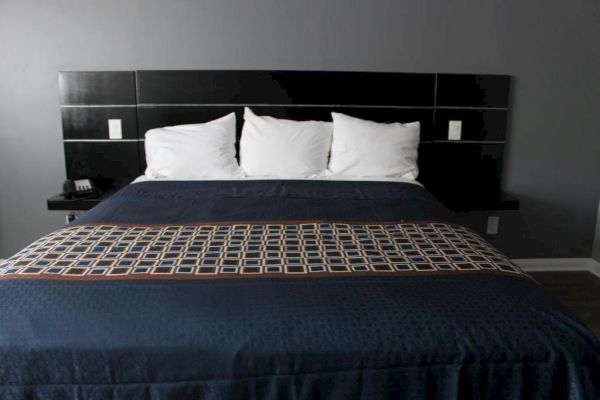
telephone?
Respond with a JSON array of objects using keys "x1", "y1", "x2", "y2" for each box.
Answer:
[{"x1": 62, "y1": 179, "x2": 102, "y2": 200}]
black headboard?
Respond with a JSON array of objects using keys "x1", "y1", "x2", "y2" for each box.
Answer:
[{"x1": 59, "y1": 70, "x2": 511, "y2": 210}]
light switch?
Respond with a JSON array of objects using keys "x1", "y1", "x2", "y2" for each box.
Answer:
[
  {"x1": 486, "y1": 216, "x2": 499, "y2": 235},
  {"x1": 448, "y1": 120, "x2": 462, "y2": 141},
  {"x1": 108, "y1": 119, "x2": 122, "y2": 139}
]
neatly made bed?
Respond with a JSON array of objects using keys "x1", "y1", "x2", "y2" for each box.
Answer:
[
  {"x1": 1, "y1": 180, "x2": 598, "y2": 399},
  {"x1": 3, "y1": 70, "x2": 596, "y2": 398}
]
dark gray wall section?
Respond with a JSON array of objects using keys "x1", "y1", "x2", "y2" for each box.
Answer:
[
  {"x1": 594, "y1": 202, "x2": 600, "y2": 262},
  {"x1": 0, "y1": 0, "x2": 599, "y2": 258}
]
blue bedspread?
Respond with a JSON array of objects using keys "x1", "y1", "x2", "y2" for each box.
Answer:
[{"x1": 0, "y1": 180, "x2": 598, "y2": 399}]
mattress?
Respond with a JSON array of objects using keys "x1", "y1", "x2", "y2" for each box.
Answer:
[{"x1": 0, "y1": 180, "x2": 598, "y2": 399}]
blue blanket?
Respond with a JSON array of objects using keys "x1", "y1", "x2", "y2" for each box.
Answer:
[{"x1": 0, "y1": 180, "x2": 598, "y2": 399}]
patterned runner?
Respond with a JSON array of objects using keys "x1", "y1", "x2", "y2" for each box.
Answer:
[{"x1": 0, "y1": 222, "x2": 524, "y2": 280}]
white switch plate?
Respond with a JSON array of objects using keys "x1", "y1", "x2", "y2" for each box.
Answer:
[
  {"x1": 448, "y1": 120, "x2": 462, "y2": 141},
  {"x1": 486, "y1": 216, "x2": 499, "y2": 235},
  {"x1": 108, "y1": 119, "x2": 122, "y2": 139}
]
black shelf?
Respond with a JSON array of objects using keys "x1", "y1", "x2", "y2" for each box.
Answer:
[{"x1": 47, "y1": 189, "x2": 116, "y2": 211}]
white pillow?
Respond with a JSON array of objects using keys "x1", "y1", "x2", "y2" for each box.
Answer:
[
  {"x1": 239, "y1": 107, "x2": 332, "y2": 177},
  {"x1": 144, "y1": 113, "x2": 244, "y2": 179},
  {"x1": 328, "y1": 112, "x2": 420, "y2": 179}
]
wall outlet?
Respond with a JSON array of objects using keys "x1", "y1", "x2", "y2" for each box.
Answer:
[
  {"x1": 108, "y1": 119, "x2": 122, "y2": 139},
  {"x1": 448, "y1": 120, "x2": 462, "y2": 141},
  {"x1": 486, "y1": 216, "x2": 500, "y2": 235}
]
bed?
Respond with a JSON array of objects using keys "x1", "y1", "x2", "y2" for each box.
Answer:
[
  {"x1": 1, "y1": 179, "x2": 599, "y2": 399},
  {"x1": 1, "y1": 70, "x2": 598, "y2": 399}
]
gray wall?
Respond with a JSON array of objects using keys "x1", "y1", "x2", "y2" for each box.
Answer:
[
  {"x1": 1, "y1": 0, "x2": 599, "y2": 259},
  {"x1": 594, "y1": 201, "x2": 600, "y2": 262}
]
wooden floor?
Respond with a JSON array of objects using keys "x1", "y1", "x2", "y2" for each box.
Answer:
[{"x1": 529, "y1": 271, "x2": 600, "y2": 338}]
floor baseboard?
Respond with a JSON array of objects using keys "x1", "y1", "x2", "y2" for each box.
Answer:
[{"x1": 513, "y1": 258, "x2": 600, "y2": 278}]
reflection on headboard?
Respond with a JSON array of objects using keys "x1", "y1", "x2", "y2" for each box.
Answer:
[{"x1": 58, "y1": 70, "x2": 512, "y2": 211}]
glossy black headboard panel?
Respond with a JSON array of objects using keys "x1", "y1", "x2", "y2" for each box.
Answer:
[
  {"x1": 137, "y1": 106, "x2": 436, "y2": 142},
  {"x1": 59, "y1": 71, "x2": 136, "y2": 105},
  {"x1": 58, "y1": 70, "x2": 511, "y2": 210},
  {"x1": 435, "y1": 74, "x2": 510, "y2": 107},
  {"x1": 59, "y1": 71, "x2": 140, "y2": 190},
  {"x1": 136, "y1": 70, "x2": 435, "y2": 106}
]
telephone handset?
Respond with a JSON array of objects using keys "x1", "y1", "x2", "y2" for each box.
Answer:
[{"x1": 62, "y1": 179, "x2": 102, "y2": 200}]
